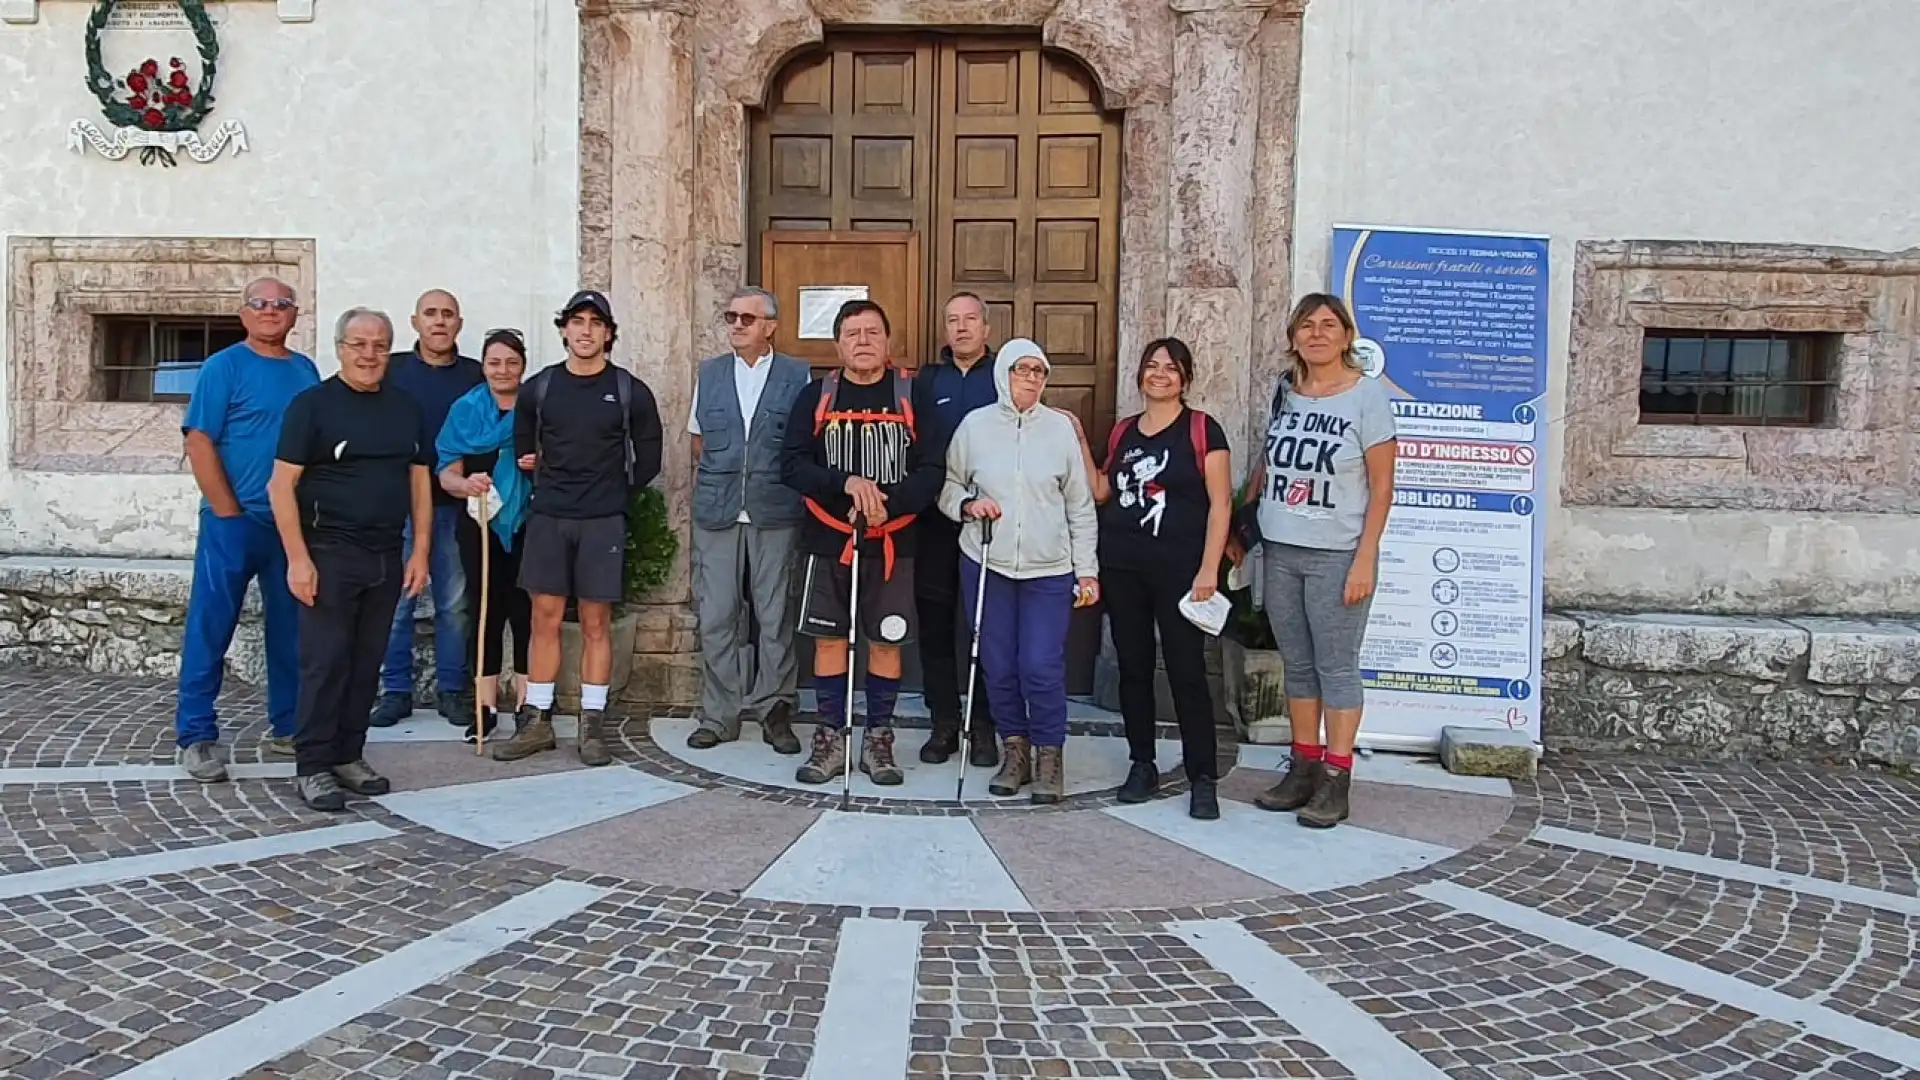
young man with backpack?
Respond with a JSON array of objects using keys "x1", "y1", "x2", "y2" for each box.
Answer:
[
  {"x1": 778, "y1": 299, "x2": 949, "y2": 786},
  {"x1": 489, "y1": 289, "x2": 664, "y2": 766}
]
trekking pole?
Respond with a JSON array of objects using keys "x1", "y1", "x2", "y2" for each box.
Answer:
[
  {"x1": 840, "y1": 514, "x2": 866, "y2": 812},
  {"x1": 473, "y1": 490, "x2": 491, "y2": 756},
  {"x1": 954, "y1": 513, "x2": 995, "y2": 803}
]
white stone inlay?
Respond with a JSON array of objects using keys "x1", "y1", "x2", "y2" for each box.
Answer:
[
  {"x1": 0, "y1": 821, "x2": 395, "y2": 901},
  {"x1": 374, "y1": 766, "x2": 697, "y2": 849},
  {"x1": 808, "y1": 917, "x2": 923, "y2": 1080},
  {"x1": 1105, "y1": 797, "x2": 1457, "y2": 893},
  {"x1": 1236, "y1": 744, "x2": 1514, "y2": 798},
  {"x1": 745, "y1": 811, "x2": 1031, "y2": 911},
  {"x1": 1533, "y1": 825, "x2": 1920, "y2": 917},
  {"x1": 116, "y1": 879, "x2": 610, "y2": 1080},
  {"x1": 1414, "y1": 881, "x2": 1920, "y2": 1070},
  {"x1": 0, "y1": 763, "x2": 295, "y2": 785},
  {"x1": 1171, "y1": 920, "x2": 1450, "y2": 1079}
]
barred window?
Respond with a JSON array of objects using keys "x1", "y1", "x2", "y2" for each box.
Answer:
[
  {"x1": 95, "y1": 316, "x2": 245, "y2": 403},
  {"x1": 1638, "y1": 330, "x2": 1838, "y2": 426}
]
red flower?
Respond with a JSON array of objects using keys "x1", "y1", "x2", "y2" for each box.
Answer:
[
  {"x1": 127, "y1": 73, "x2": 149, "y2": 93},
  {"x1": 168, "y1": 71, "x2": 188, "y2": 89},
  {"x1": 142, "y1": 109, "x2": 165, "y2": 128},
  {"x1": 140, "y1": 59, "x2": 159, "y2": 77},
  {"x1": 129, "y1": 95, "x2": 148, "y2": 110},
  {"x1": 175, "y1": 93, "x2": 193, "y2": 107}
]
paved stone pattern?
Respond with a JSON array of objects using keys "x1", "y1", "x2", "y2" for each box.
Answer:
[
  {"x1": 251, "y1": 885, "x2": 836, "y2": 1080},
  {"x1": 0, "y1": 778, "x2": 322, "y2": 874},
  {"x1": 0, "y1": 828, "x2": 545, "y2": 1080},
  {"x1": 0, "y1": 671, "x2": 268, "y2": 767},
  {"x1": 1245, "y1": 889, "x2": 1912, "y2": 1080},
  {"x1": 910, "y1": 920, "x2": 1351, "y2": 1079}
]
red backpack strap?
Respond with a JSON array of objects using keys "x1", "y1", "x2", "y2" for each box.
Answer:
[
  {"x1": 813, "y1": 369, "x2": 839, "y2": 436},
  {"x1": 1104, "y1": 415, "x2": 1136, "y2": 469},
  {"x1": 892, "y1": 369, "x2": 916, "y2": 439},
  {"x1": 1189, "y1": 409, "x2": 1210, "y2": 473}
]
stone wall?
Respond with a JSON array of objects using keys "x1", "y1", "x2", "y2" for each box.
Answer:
[{"x1": 1545, "y1": 613, "x2": 1920, "y2": 768}]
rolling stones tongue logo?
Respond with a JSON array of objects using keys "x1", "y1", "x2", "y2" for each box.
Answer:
[{"x1": 1285, "y1": 477, "x2": 1313, "y2": 506}]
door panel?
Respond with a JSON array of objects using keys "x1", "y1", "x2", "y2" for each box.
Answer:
[{"x1": 760, "y1": 230, "x2": 924, "y2": 374}]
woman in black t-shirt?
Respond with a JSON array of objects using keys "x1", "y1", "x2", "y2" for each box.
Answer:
[{"x1": 1097, "y1": 337, "x2": 1233, "y2": 820}]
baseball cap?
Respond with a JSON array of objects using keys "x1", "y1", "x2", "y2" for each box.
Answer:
[{"x1": 555, "y1": 289, "x2": 616, "y2": 328}]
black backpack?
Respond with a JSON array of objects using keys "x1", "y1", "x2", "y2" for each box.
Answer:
[{"x1": 524, "y1": 363, "x2": 639, "y2": 488}]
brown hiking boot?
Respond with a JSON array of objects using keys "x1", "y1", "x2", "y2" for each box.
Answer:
[
  {"x1": 860, "y1": 726, "x2": 904, "y2": 786},
  {"x1": 1297, "y1": 764, "x2": 1351, "y2": 829},
  {"x1": 988, "y1": 735, "x2": 1031, "y2": 797},
  {"x1": 491, "y1": 706, "x2": 557, "y2": 762},
  {"x1": 1030, "y1": 745, "x2": 1064, "y2": 805},
  {"x1": 577, "y1": 710, "x2": 612, "y2": 766},
  {"x1": 795, "y1": 724, "x2": 847, "y2": 785},
  {"x1": 1254, "y1": 757, "x2": 1323, "y2": 812},
  {"x1": 761, "y1": 702, "x2": 802, "y2": 756}
]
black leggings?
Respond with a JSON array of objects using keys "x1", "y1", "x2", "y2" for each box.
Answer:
[
  {"x1": 455, "y1": 515, "x2": 530, "y2": 679},
  {"x1": 1102, "y1": 559, "x2": 1218, "y2": 780}
]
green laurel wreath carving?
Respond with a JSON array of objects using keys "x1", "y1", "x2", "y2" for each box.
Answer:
[{"x1": 83, "y1": 0, "x2": 219, "y2": 133}]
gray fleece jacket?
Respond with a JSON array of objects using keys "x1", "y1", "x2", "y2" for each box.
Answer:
[{"x1": 937, "y1": 338, "x2": 1099, "y2": 581}]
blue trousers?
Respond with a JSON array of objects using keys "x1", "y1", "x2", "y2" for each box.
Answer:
[
  {"x1": 379, "y1": 504, "x2": 470, "y2": 696},
  {"x1": 174, "y1": 508, "x2": 299, "y2": 747},
  {"x1": 960, "y1": 555, "x2": 1074, "y2": 748}
]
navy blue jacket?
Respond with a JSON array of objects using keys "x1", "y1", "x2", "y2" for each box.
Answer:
[{"x1": 912, "y1": 344, "x2": 999, "y2": 451}]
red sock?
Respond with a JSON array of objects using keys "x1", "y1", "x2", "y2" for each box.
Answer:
[
  {"x1": 1293, "y1": 742, "x2": 1324, "y2": 763},
  {"x1": 1325, "y1": 751, "x2": 1354, "y2": 771}
]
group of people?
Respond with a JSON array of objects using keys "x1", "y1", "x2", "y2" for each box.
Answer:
[{"x1": 171, "y1": 274, "x2": 1396, "y2": 828}]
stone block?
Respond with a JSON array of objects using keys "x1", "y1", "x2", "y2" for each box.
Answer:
[
  {"x1": 1244, "y1": 718, "x2": 1289, "y2": 745},
  {"x1": 1221, "y1": 638, "x2": 1285, "y2": 730},
  {"x1": 1577, "y1": 613, "x2": 1807, "y2": 680},
  {"x1": 1860, "y1": 702, "x2": 1920, "y2": 768},
  {"x1": 1542, "y1": 614, "x2": 1581, "y2": 660},
  {"x1": 1439, "y1": 725, "x2": 1538, "y2": 779},
  {"x1": 1791, "y1": 618, "x2": 1920, "y2": 686},
  {"x1": 554, "y1": 612, "x2": 640, "y2": 712}
]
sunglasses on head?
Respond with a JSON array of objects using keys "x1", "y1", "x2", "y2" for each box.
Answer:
[
  {"x1": 244, "y1": 297, "x2": 296, "y2": 311},
  {"x1": 484, "y1": 327, "x2": 526, "y2": 345}
]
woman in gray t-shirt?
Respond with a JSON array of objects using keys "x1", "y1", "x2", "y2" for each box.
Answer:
[{"x1": 1238, "y1": 292, "x2": 1397, "y2": 829}]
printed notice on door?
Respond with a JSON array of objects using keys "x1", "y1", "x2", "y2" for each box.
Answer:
[
  {"x1": 1331, "y1": 225, "x2": 1549, "y2": 749},
  {"x1": 797, "y1": 285, "x2": 870, "y2": 340}
]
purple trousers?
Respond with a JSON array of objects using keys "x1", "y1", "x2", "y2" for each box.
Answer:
[{"x1": 959, "y1": 555, "x2": 1075, "y2": 748}]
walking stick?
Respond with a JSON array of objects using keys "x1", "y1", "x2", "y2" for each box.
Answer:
[
  {"x1": 473, "y1": 490, "x2": 491, "y2": 756},
  {"x1": 955, "y1": 514, "x2": 995, "y2": 803},
  {"x1": 840, "y1": 515, "x2": 865, "y2": 812}
]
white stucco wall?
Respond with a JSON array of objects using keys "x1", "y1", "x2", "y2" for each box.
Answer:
[
  {"x1": 1290, "y1": 0, "x2": 1920, "y2": 614},
  {"x1": 0, "y1": 0, "x2": 579, "y2": 557}
]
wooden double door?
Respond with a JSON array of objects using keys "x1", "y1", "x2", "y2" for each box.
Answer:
[{"x1": 749, "y1": 31, "x2": 1124, "y2": 695}]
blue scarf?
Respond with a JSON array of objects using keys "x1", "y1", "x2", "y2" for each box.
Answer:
[{"x1": 436, "y1": 384, "x2": 528, "y2": 551}]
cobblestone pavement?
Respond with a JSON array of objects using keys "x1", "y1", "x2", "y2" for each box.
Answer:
[{"x1": 0, "y1": 669, "x2": 1917, "y2": 1080}]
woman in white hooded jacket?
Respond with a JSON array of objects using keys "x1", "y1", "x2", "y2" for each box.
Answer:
[{"x1": 938, "y1": 338, "x2": 1100, "y2": 803}]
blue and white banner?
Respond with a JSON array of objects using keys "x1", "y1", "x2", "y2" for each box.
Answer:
[{"x1": 1330, "y1": 225, "x2": 1549, "y2": 751}]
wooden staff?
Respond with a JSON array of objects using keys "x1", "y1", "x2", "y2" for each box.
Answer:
[{"x1": 474, "y1": 491, "x2": 491, "y2": 756}]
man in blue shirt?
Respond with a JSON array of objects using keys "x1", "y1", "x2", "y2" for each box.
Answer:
[
  {"x1": 369, "y1": 289, "x2": 484, "y2": 728},
  {"x1": 175, "y1": 277, "x2": 321, "y2": 782},
  {"x1": 910, "y1": 291, "x2": 1002, "y2": 768}
]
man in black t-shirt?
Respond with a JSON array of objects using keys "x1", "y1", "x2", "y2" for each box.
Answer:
[
  {"x1": 779, "y1": 299, "x2": 948, "y2": 787},
  {"x1": 488, "y1": 289, "x2": 663, "y2": 767},
  {"x1": 268, "y1": 307, "x2": 432, "y2": 812}
]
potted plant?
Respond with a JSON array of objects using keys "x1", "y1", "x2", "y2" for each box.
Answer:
[
  {"x1": 1219, "y1": 478, "x2": 1287, "y2": 742},
  {"x1": 554, "y1": 485, "x2": 678, "y2": 711}
]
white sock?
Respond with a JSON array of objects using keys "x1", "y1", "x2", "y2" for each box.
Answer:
[
  {"x1": 527, "y1": 682, "x2": 555, "y2": 710},
  {"x1": 582, "y1": 684, "x2": 609, "y2": 712}
]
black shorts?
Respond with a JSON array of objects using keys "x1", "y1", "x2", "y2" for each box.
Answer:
[
  {"x1": 518, "y1": 512, "x2": 626, "y2": 603},
  {"x1": 798, "y1": 553, "x2": 917, "y2": 646}
]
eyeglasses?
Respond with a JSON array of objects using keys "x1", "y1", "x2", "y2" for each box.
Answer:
[
  {"x1": 244, "y1": 297, "x2": 296, "y2": 311},
  {"x1": 721, "y1": 311, "x2": 763, "y2": 326},
  {"x1": 1009, "y1": 364, "x2": 1049, "y2": 380}
]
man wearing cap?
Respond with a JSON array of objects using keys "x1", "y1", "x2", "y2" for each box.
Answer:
[{"x1": 488, "y1": 289, "x2": 663, "y2": 766}]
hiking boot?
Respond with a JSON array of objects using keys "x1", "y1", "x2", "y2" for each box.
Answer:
[
  {"x1": 295, "y1": 771, "x2": 347, "y2": 812},
  {"x1": 860, "y1": 726, "x2": 904, "y2": 786},
  {"x1": 761, "y1": 703, "x2": 802, "y2": 755},
  {"x1": 1117, "y1": 761, "x2": 1158, "y2": 804},
  {"x1": 687, "y1": 726, "x2": 727, "y2": 750},
  {"x1": 261, "y1": 734, "x2": 296, "y2": 759},
  {"x1": 1297, "y1": 765, "x2": 1351, "y2": 829},
  {"x1": 369, "y1": 692, "x2": 412, "y2": 728},
  {"x1": 178, "y1": 741, "x2": 228, "y2": 783},
  {"x1": 1254, "y1": 758, "x2": 1324, "y2": 812},
  {"x1": 918, "y1": 720, "x2": 960, "y2": 764},
  {"x1": 1189, "y1": 775, "x2": 1220, "y2": 820},
  {"x1": 1030, "y1": 745, "x2": 1064, "y2": 805},
  {"x1": 491, "y1": 706, "x2": 557, "y2": 762},
  {"x1": 332, "y1": 759, "x2": 391, "y2": 796},
  {"x1": 795, "y1": 724, "x2": 847, "y2": 785},
  {"x1": 577, "y1": 710, "x2": 612, "y2": 767},
  {"x1": 988, "y1": 736, "x2": 1031, "y2": 797},
  {"x1": 463, "y1": 709, "x2": 500, "y2": 746},
  {"x1": 967, "y1": 724, "x2": 999, "y2": 769},
  {"x1": 437, "y1": 689, "x2": 475, "y2": 726}
]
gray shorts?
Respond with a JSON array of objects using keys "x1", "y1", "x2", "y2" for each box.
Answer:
[{"x1": 518, "y1": 512, "x2": 626, "y2": 603}]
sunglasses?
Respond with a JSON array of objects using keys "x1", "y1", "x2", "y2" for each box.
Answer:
[
  {"x1": 721, "y1": 311, "x2": 764, "y2": 326},
  {"x1": 485, "y1": 327, "x2": 526, "y2": 344},
  {"x1": 244, "y1": 297, "x2": 296, "y2": 311}
]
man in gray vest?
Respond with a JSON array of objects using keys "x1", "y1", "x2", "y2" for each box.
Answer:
[{"x1": 686, "y1": 286, "x2": 811, "y2": 754}]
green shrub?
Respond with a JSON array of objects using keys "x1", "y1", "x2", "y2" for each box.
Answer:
[{"x1": 622, "y1": 485, "x2": 677, "y2": 602}]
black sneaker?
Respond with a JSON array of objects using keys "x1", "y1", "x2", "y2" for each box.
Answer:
[
  {"x1": 368, "y1": 692, "x2": 412, "y2": 728},
  {"x1": 967, "y1": 724, "x2": 1000, "y2": 769},
  {"x1": 1188, "y1": 776, "x2": 1220, "y2": 820},
  {"x1": 1117, "y1": 761, "x2": 1158, "y2": 804},
  {"x1": 438, "y1": 689, "x2": 475, "y2": 726},
  {"x1": 463, "y1": 708, "x2": 500, "y2": 745},
  {"x1": 918, "y1": 722, "x2": 959, "y2": 764}
]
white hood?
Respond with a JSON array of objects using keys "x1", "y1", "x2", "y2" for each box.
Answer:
[{"x1": 992, "y1": 337, "x2": 1051, "y2": 417}]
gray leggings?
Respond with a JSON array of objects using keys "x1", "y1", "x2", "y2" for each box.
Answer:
[{"x1": 1261, "y1": 541, "x2": 1374, "y2": 710}]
